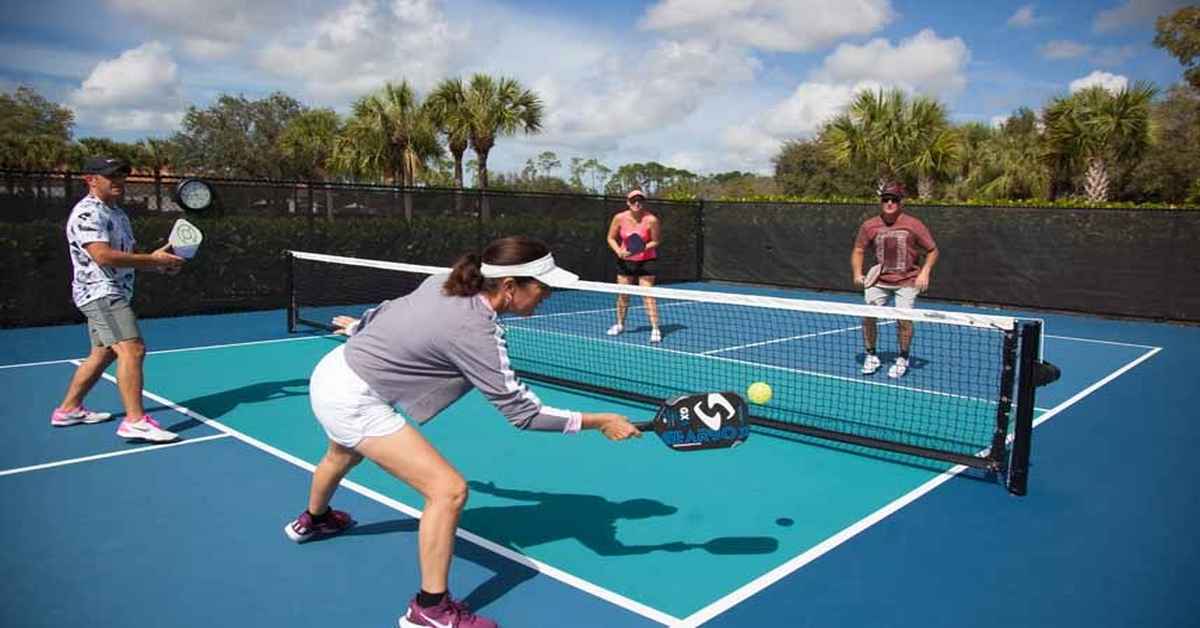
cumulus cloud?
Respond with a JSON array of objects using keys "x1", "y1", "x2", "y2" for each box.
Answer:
[
  {"x1": 1094, "y1": 0, "x2": 1190, "y2": 33},
  {"x1": 640, "y1": 0, "x2": 895, "y2": 52},
  {"x1": 1069, "y1": 70, "x2": 1128, "y2": 94},
  {"x1": 1006, "y1": 5, "x2": 1041, "y2": 28},
  {"x1": 1040, "y1": 40, "x2": 1091, "y2": 59},
  {"x1": 258, "y1": 0, "x2": 461, "y2": 101},
  {"x1": 536, "y1": 38, "x2": 759, "y2": 146},
  {"x1": 69, "y1": 41, "x2": 186, "y2": 132},
  {"x1": 814, "y1": 29, "x2": 970, "y2": 97},
  {"x1": 109, "y1": 0, "x2": 318, "y2": 59}
]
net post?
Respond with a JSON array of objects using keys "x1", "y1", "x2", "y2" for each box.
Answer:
[
  {"x1": 990, "y1": 328, "x2": 1018, "y2": 473},
  {"x1": 696, "y1": 199, "x2": 705, "y2": 281},
  {"x1": 286, "y1": 250, "x2": 297, "y2": 333},
  {"x1": 1008, "y1": 320, "x2": 1041, "y2": 496}
]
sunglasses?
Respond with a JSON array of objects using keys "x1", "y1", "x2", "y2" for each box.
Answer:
[
  {"x1": 881, "y1": 196, "x2": 901, "y2": 204},
  {"x1": 629, "y1": 197, "x2": 644, "y2": 204}
]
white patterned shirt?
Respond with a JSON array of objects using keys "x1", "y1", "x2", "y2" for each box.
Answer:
[{"x1": 65, "y1": 195, "x2": 136, "y2": 307}]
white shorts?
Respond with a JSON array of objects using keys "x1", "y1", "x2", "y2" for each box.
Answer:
[
  {"x1": 310, "y1": 344, "x2": 407, "y2": 448},
  {"x1": 864, "y1": 284, "x2": 920, "y2": 309}
]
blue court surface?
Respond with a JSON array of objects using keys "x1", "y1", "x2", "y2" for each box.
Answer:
[{"x1": 3, "y1": 283, "x2": 1197, "y2": 628}]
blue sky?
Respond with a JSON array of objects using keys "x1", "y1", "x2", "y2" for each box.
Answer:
[{"x1": 0, "y1": 0, "x2": 1187, "y2": 175}]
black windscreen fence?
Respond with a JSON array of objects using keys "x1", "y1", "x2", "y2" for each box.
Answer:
[{"x1": 2, "y1": 169, "x2": 1196, "y2": 325}]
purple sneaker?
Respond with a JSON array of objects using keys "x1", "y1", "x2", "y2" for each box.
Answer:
[
  {"x1": 284, "y1": 509, "x2": 355, "y2": 543},
  {"x1": 51, "y1": 405, "x2": 114, "y2": 427},
  {"x1": 399, "y1": 595, "x2": 497, "y2": 628}
]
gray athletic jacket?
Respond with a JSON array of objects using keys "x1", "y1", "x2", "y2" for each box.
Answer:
[{"x1": 342, "y1": 274, "x2": 581, "y2": 432}]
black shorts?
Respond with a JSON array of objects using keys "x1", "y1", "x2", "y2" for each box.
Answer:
[{"x1": 616, "y1": 257, "x2": 658, "y2": 277}]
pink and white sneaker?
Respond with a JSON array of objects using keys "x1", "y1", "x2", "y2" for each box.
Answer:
[
  {"x1": 399, "y1": 595, "x2": 497, "y2": 628},
  {"x1": 115, "y1": 415, "x2": 179, "y2": 443},
  {"x1": 51, "y1": 405, "x2": 114, "y2": 427}
]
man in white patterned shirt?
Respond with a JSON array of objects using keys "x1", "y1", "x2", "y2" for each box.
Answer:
[{"x1": 52, "y1": 156, "x2": 185, "y2": 442}]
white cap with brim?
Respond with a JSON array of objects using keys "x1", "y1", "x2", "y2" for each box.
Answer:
[{"x1": 480, "y1": 253, "x2": 579, "y2": 288}]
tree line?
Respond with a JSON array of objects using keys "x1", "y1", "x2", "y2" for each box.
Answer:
[{"x1": 2, "y1": 6, "x2": 1197, "y2": 205}]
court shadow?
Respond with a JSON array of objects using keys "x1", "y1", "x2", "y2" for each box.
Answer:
[
  {"x1": 318, "y1": 517, "x2": 539, "y2": 612},
  {"x1": 624, "y1": 323, "x2": 687, "y2": 339},
  {"x1": 853, "y1": 351, "x2": 930, "y2": 373},
  {"x1": 462, "y1": 481, "x2": 777, "y2": 557},
  {"x1": 147, "y1": 378, "x2": 310, "y2": 432}
]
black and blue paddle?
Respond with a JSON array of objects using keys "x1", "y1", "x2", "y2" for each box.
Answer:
[{"x1": 635, "y1": 392, "x2": 750, "y2": 452}]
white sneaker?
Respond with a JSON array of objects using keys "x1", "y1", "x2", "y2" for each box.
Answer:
[
  {"x1": 606, "y1": 324, "x2": 624, "y2": 336},
  {"x1": 861, "y1": 354, "x2": 881, "y2": 375},
  {"x1": 649, "y1": 329, "x2": 662, "y2": 343},
  {"x1": 887, "y1": 356, "x2": 909, "y2": 379},
  {"x1": 116, "y1": 415, "x2": 179, "y2": 443},
  {"x1": 51, "y1": 405, "x2": 114, "y2": 427}
]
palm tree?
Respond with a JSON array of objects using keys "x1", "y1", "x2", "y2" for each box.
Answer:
[
  {"x1": 336, "y1": 81, "x2": 440, "y2": 219},
  {"x1": 1044, "y1": 82, "x2": 1157, "y2": 202},
  {"x1": 426, "y1": 78, "x2": 471, "y2": 210},
  {"x1": 463, "y1": 74, "x2": 543, "y2": 218},
  {"x1": 279, "y1": 109, "x2": 341, "y2": 216},
  {"x1": 904, "y1": 97, "x2": 960, "y2": 199},
  {"x1": 138, "y1": 138, "x2": 175, "y2": 210}
]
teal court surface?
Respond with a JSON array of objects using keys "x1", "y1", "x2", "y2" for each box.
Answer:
[{"x1": 2, "y1": 284, "x2": 1197, "y2": 628}]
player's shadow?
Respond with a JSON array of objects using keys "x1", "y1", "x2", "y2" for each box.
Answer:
[
  {"x1": 144, "y1": 378, "x2": 310, "y2": 432},
  {"x1": 462, "y1": 481, "x2": 778, "y2": 557},
  {"x1": 622, "y1": 323, "x2": 687, "y2": 340},
  {"x1": 853, "y1": 352, "x2": 929, "y2": 373}
]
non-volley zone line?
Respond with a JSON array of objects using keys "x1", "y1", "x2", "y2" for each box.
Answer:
[
  {"x1": 61, "y1": 355, "x2": 683, "y2": 626},
  {"x1": 0, "y1": 433, "x2": 231, "y2": 477},
  {"x1": 672, "y1": 343, "x2": 1162, "y2": 628},
  {"x1": 0, "y1": 334, "x2": 335, "y2": 370}
]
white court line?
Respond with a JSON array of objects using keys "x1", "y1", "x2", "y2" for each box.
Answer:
[
  {"x1": 0, "y1": 433, "x2": 231, "y2": 477},
  {"x1": 1044, "y1": 334, "x2": 1159, "y2": 350},
  {"x1": 55, "y1": 364, "x2": 682, "y2": 626},
  {"x1": 0, "y1": 334, "x2": 334, "y2": 370},
  {"x1": 675, "y1": 344, "x2": 1162, "y2": 628},
  {"x1": 702, "y1": 321, "x2": 898, "y2": 355}
]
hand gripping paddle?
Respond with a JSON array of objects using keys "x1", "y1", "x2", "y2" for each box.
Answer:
[
  {"x1": 624, "y1": 232, "x2": 645, "y2": 255},
  {"x1": 635, "y1": 392, "x2": 750, "y2": 452}
]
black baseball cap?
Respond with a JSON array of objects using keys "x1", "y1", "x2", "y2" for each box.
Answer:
[{"x1": 82, "y1": 156, "x2": 132, "y2": 177}]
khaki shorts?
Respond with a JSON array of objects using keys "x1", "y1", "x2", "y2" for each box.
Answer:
[
  {"x1": 864, "y1": 284, "x2": 920, "y2": 309},
  {"x1": 309, "y1": 344, "x2": 407, "y2": 448},
  {"x1": 79, "y1": 295, "x2": 142, "y2": 347}
]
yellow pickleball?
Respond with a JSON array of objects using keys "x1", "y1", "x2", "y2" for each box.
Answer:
[{"x1": 747, "y1": 382, "x2": 772, "y2": 405}]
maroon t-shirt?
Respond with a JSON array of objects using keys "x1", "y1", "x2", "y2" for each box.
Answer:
[{"x1": 854, "y1": 213, "x2": 937, "y2": 287}]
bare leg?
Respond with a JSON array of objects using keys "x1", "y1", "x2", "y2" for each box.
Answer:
[
  {"x1": 614, "y1": 275, "x2": 633, "y2": 328},
  {"x1": 356, "y1": 426, "x2": 468, "y2": 594},
  {"x1": 307, "y1": 440, "x2": 364, "y2": 514},
  {"x1": 639, "y1": 275, "x2": 659, "y2": 331},
  {"x1": 59, "y1": 345, "x2": 116, "y2": 410},
  {"x1": 110, "y1": 339, "x2": 147, "y2": 421},
  {"x1": 897, "y1": 320, "x2": 913, "y2": 354},
  {"x1": 862, "y1": 317, "x2": 878, "y2": 352}
]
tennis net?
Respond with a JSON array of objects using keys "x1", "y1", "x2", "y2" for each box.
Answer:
[{"x1": 288, "y1": 250, "x2": 1042, "y2": 494}]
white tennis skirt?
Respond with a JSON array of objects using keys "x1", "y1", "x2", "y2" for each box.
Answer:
[{"x1": 310, "y1": 344, "x2": 407, "y2": 447}]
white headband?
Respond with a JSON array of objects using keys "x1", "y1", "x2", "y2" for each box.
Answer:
[{"x1": 479, "y1": 253, "x2": 579, "y2": 287}]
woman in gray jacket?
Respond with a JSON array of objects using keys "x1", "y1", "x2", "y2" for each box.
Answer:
[{"x1": 285, "y1": 236, "x2": 640, "y2": 628}]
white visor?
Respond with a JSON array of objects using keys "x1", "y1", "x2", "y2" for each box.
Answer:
[{"x1": 479, "y1": 253, "x2": 579, "y2": 288}]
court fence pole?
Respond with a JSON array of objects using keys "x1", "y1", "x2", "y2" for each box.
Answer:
[
  {"x1": 696, "y1": 199, "x2": 705, "y2": 281},
  {"x1": 286, "y1": 250, "x2": 297, "y2": 333},
  {"x1": 1008, "y1": 320, "x2": 1041, "y2": 495}
]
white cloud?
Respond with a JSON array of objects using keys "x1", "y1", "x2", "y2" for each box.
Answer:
[
  {"x1": 1093, "y1": 45, "x2": 1137, "y2": 66},
  {"x1": 1041, "y1": 40, "x2": 1091, "y2": 59},
  {"x1": 68, "y1": 41, "x2": 186, "y2": 133},
  {"x1": 257, "y1": 0, "x2": 462, "y2": 102},
  {"x1": 990, "y1": 114, "x2": 1010, "y2": 128},
  {"x1": 814, "y1": 29, "x2": 970, "y2": 97},
  {"x1": 1094, "y1": 0, "x2": 1190, "y2": 33},
  {"x1": 536, "y1": 38, "x2": 759, "y2": 147},
  {"x1": 1007, "y1": 5, "x2": 1040, "y2": 28},
  {"x1": 640, "y1": 0, "x2": 895, "y2": 52},
  {"x1": 108, "y1": 0, "x2": 320, "y2": 59},
  {"x1": 1069, "y1": 70, "x2": 1129, "y2": 94}
]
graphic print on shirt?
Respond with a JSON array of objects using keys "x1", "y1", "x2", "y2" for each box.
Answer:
[
  {"x1": 875, "y1": 229, "x2": 912, "y2": 275},
  {"x1": 66, "y1": 196, "x2": 136, "y2": 307}
]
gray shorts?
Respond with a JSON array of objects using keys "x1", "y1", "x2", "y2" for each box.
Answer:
[
  {"x1": 79, "y1": 295, "x2": 142, "y2": 347},
  {"x1": 864, "y1": 285, "x2": 920, "y2": 309}
]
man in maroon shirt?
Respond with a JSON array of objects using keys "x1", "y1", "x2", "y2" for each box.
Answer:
[{"x1": 850, "y1": 182, "x2": 939, "y2": 378}]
